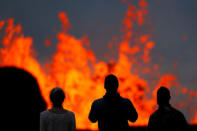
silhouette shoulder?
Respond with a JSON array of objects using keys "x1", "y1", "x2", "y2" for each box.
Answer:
[
  {"x1": 40, "y1": 109, "x2": 74, "y2": 116},
  {"x1": 40, "y1": 110, "x2": 50, "y2": 118},
  {"x1": 171, "y1": 107, "x2": 184, "y2": 115},
  {"x1": 150, "y1": 109, "x2": 159, "y2": 117},
  {"x1": 149, "y1": 106, "x2": 187, "y2": 124},
  {"x1": 122, "y1": 98, "x2": 132, "y2": 104},
  {"x1": 40, "y1": 109, "x2": 75, "y2": 122},
  {"x1": 67, "y1": 110, "x2": 75, "y2": 117},
  {"x1": 171, "y1": 107, "x2": 187, "y2": 121},
  {"x1": 92, "y1": 98, "x2": 105, "y2": 106},
  {"x1": 120, "y1": 97, "x2": 134, "y2": 107}
]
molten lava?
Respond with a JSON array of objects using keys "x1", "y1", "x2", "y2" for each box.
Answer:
[{"x1": 0, "y1": 0, "x2": 196, "y2": 130}]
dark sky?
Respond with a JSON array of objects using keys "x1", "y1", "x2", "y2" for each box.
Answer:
[
  {"x1": 149, "y1": 0, "x2": 197, "y2": 88},
  {"x1": 0, "y1": 0, "x2": 197, "y2": 121}
]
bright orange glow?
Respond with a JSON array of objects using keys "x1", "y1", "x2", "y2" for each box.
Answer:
[
  {"x1": 0, "y1": 0, "x2": 196, "y2": 130},
  {"x1": 139, "y1": 0, "x2": 148, "y2": 8},
  {"x1": 0, "y1": 20, "x2": 5, "y2": 29}
]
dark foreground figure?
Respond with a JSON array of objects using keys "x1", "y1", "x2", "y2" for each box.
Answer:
[
  {"x1": 40, "y1": 87, "x2": 76, "y2": 131},
  {"x1": 89, "y1": 74, "x2": 138, "y2": 131},
  {"x1": 0, "y1": 67, "x2": 46, "y2": 131},
  {"x1": 148, "y1": 86, "x2": 188, "y2": 131}
]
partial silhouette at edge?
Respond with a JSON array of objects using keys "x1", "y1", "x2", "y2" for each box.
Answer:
[
  {"x1": 148, "y1": 86, "x2": 188, "y2": 131},
  {"x1": 0, "y1": 66, "x2": 46, "y2": 131}
]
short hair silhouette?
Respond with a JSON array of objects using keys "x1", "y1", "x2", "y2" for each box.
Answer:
[
  {"x1": 148, "y1": 86, "x2": 188, "y2": 131},
  {"x1": 50, "y1": 87, "x2": 65, "y2": 107},
  {"x1": 157, "y1": 86, "x2": 171, "y2": 106},
  {"x1": 89, "y1": 74, "x2": 138, "y2": 131},
  {"x1": 0, "y1": 66, "x2": 46, "y2": 131},
  {"x1": 104, "y1": 74, "x2": 119, "y2": 93},
  {"x1": 40, "y1": 87, "x2": 76, "y2": 131}
]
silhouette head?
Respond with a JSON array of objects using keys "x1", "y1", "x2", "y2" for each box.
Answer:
[
  {"x1": 157, "y1": 86, "x2": 171, "y2": 106},
  {"x1": 104, "y1": 74, "x2": 119, "y2": 94},
  {"x1": 50, "y1": 87, "x2": 65, "y2": 108},
  {"x1": 0, "y1": 66, "x2": 46, "y2": 131}
]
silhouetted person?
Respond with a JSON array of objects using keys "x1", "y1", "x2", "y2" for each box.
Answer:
[
  {"x1": 148, "y1": 86, "x2": 188, "y2": 131},
  {"x1": 0, "y1": 66, "x2": 46, "y2": 131},
  {"x1": 89, "y1": 74, "x2": 138, "y2": 131},
  {"x1": 40, "y1": 87, "x2": 76, "y2": 131}
]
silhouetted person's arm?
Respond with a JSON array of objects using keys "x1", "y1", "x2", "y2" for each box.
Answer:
[
  {"x1": 176, "y1": 110, "x2": 188, "y2": 131},
  {"x1": 89, "y1": 101, "x2": 98, "y2": 123},
  {"x1": 127, "y1": 99, "x2": 138, "y2": 122},
  {"x1": 147, "y1": 115, "x2": 156, "y2": 131}
]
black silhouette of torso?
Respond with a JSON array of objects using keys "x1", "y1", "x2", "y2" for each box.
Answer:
[
  {"x1": 89, "y1": 93, "x2": 138, "y2": 131},
  {"x1": 148, "y1": 104, "x2": 188, "y2": 131},
  {"x1": 0, "y1": 67, "x2": 46, "y2": 131}
]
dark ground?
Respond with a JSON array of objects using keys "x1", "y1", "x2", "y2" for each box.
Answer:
[{"x1": 77, "y1": 125, "x2": 197, "y2": 131}]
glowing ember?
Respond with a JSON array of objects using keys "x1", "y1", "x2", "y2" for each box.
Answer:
[{"x1": 0, "y1": 0, "x2": 196, "y2": 130}]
